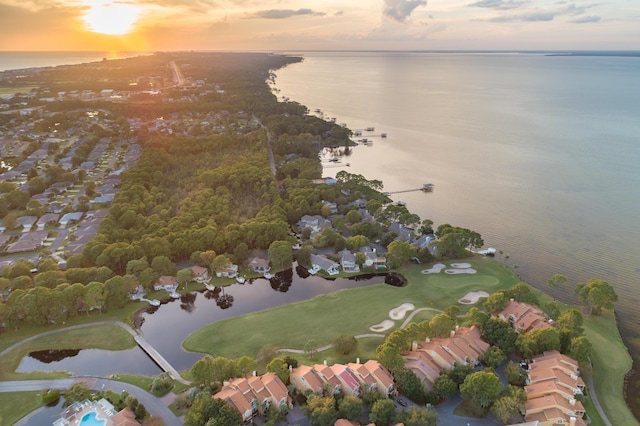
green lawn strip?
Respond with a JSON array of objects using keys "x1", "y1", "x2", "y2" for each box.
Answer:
[
  {"x1": 0, "y1": 324, "x2": 135, "y2": 381},
  {"x1": 283, "y1": 337, "x2": 383, "y2": 368},
  {"x1": 0, "y1": 302, "x2": 144, "y2": 354},
  {"x1": 183, "y1": 259, "x2": 519, "y2": 358},
  {"x1": 582, "y1": 397, "x2": 606, "y2": 426},
  {"x1": 111, "y1": 374, "x2": 156, "y2": 393},
  {"x1": 584, "y1": 312, "x2": 639, "y2": 426},
  {"x1": 0, "y1": 391, "x2": 42, "y2": 425}
]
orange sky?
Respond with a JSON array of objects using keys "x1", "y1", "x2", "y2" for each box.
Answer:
[{"x1": 0, "y1": 0, "x2": 638, "y2": 51}]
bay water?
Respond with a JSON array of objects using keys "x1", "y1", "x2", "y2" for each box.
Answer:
[{"x1": 274, "y1": 51, "x2": 640, "y2": 412}]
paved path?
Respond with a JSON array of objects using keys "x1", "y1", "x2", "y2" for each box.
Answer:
[
  {"x1": 588, "y1": 377, "x2": 613, "y2": 426},
  {"x1": 3, "y1": 378, "x2": 182, "y2": 426}
]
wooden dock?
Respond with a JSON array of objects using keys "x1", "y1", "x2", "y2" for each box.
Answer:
[
  {"x1": 386, "y1": 185, "x2": 434, "y2": 195},
  {"x1": 134, "y1": 335, "x2": 189, "y2": 384}
]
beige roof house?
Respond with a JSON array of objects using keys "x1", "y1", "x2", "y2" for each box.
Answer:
[
  {"x1": 403, "y1": 326, "x2": 489, "y2": 390},
  {"x1": 496, "y1": 300, "x2": 552, "y2": 333},
  {"x1": 213, "y1": 372, "x2": 291, "y2": 422}
]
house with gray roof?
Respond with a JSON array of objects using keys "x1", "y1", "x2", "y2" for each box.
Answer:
[
  {"x1": 339, "y1": 249, "x2": 360, "y2": 273},
  {"x1": 310, "y1": 253, "x2": 340, "y2": 276}
]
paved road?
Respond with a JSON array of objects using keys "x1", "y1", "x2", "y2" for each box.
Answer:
[{"x1": 3, "y1": 378, "x2": 183, "y2": 426}]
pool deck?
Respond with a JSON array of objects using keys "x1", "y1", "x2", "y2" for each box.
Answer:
[{"x1": 54, "y1": 399, "x2": 115, "y2": 426}]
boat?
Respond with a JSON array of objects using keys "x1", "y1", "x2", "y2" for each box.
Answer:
[
  {"x1": 236, "y1": 276, "x2": 246, "y2": 284},
  {"x1": 263, "y1": 272, "x2": 273, "y2": 279},
  {"x1": 328, "y1": 157, "x2": 340, "y2": 162},
  {"x1": 314, "y1": 108, "x2": 321, "y2": 113},
  {"x1": 395, "y1": 201, "x2": 407, "y2": 206},
  {"x1": 381, "y1": 133, "x2": 387, "y2": 138},
  {"x1": 365, "y1": 127, "x2": 375, "y2": 131},
  {"x1": 421, "y1": 183, "x2": 434, "y2": 192},
  {"x1": 353, "y1": 130, "x2": 362, "y2": 136}
]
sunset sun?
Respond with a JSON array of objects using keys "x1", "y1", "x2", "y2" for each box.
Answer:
[{"x1": 83, "y1": 1, "x2": 140, "y2": 35}]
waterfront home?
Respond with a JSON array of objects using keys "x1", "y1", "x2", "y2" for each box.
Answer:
[
  {"x1": 191, "y1": 265, "x2": 210, "y2": 282},
  {"x1": 248, "y1": 257, "x2": 270, "y2": 274},
  {"x1": 297, "y1": 214, "x2": 333, "y2": 237},
  {"x1": 216, "y1": 263, "x2": 238, "y2": 278},
  {"x1": 310, "y1": 254, "x2": 340, "y2": 276},
  {"x1": 523, "y1": 351, "x2": 586, "y2": 426},
  {"x1": 495, "y1": 300, "x2": 552, "y2": 333},
  {"x1": 339, "y1": 249, "x2": 360, "y2": 273},
  {"x1": 153, "y1": 276, "x2": 178, "y2": 292}
]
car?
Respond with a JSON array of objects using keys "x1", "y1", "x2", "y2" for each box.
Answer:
[{"x1": 396, "y1": 398, "x2": 407, "y2": 407}]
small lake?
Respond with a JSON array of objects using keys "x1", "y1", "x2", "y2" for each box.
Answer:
[{"x1": 17, "y1": 265, "x2": 395, "y2": 375}]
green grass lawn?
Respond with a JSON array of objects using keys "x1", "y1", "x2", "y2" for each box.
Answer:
[
  {"x1": 0, "y1": 324, "x2": 135, "y2": 381},
  {"x1": 583, "y1": 311, "x2": 639, "y2": 426},
  {"x1": 0, "y1": 391, "x2": 42, "y2": 425},
  {"x1": 183, "y1": 257, "x2": 519, "y2": 358}
]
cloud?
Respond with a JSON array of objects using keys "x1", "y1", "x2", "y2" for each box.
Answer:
[
  {"x1": 570, "y1": 15, "x2": 601, "y2": 23},
  {"x1": 487, "y1": 10, "x2": 555, "y2": 22},
  {"x1": 247, "y1": 9, "x2": 325, "y2": 19},
  {"x1": 485, "y1": 2, "x2": 595, "y2": 22},
  {"x1": 467, "y1": 0, "x2": 527, "y2": 10},
  {"x1": 383, "y1": 0, "x2": 427, "y2": 23}
]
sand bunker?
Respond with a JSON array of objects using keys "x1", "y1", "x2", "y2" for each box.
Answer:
[
  {"x1": 458, "y1": 290, "x2": 490, "y2": 304},
  {"x1": 450, "y1": 263, "x2": 472, "y2": 268},
  {"x1": 445, "y1": 268, "x2": 477, "y2": 274},
  {"x1": 389, "y1": 303, "x2": 415, "y2": 320},
  {"x1": 421, "y1": 263, "x2": 446, "y2": 274},
  {"x1": 370, "y1": 320, "x2": 395, "y2": 332}
]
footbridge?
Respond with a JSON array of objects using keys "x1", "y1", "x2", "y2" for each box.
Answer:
[{"x1": 133, "y1": 334, "x2": 190, "y2": 385}]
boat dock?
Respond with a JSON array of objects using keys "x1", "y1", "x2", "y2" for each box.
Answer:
[{"x1": 385, "y1": 183, "x2": 434, "y2": 195}]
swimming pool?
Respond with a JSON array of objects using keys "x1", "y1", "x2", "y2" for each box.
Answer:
[{"x1": 80, "y1": 411, "x2": 106, "y2": 426}]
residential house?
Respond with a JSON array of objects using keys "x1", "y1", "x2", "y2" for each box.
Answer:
[
  {"x1": 331, "y1": 364, "x2": 361, "y2": 396},
  {"x1": 359, "y1": 247, "x2": 387, "y2": 270},
  {"x1": 403, "y1": 326, "x2": 489, "y2": 390},
  {"x1": 310, "y1": 254, "x2": 340, "y2": 276},
  {"x1": 17, "y1": 216, "x2": 37, "y2": 232},
  {"x1": 387, "y1": 222, "x2": 414, "y2": 242},
  {"x1": 495, "y1": 300, "x2": 552, "y2": 333},
  {"x1": 363, "y1": 360, "x2": 395, "y2": 398},
  {"x1": 322, "y1": 200, "x2": 338, "y2": 214},
  {"x1": 248, "y1": 257, "x2": 270, "y2": 274},
  {"x1": 153, "y1": 276, "x2": 178, "y2": 292},
  {"x1": 6, "y1": 230, "x2": 49, "y2": 254},
  {"x1": 213, "y1": 372, "x2": 291, "y2": 422},
  {"x1": 523, "y1": 352, "x2": 586, "y2": 426},
  {"x1": 59, "y1": 212, "x2": 84, "y2": 228},
  {"x1": 191, "y1": 265, "x2": 210, "y2": 283},
  {"x1": 339, "y1": 249, "x2": 360, "y2": 273},
  {"x1": 36, "y1": 213, "x2": 60, "y2": 230},
  {"x1": 297, "y1": 215, "x2": 333, "y2": 237},
  {"x1": 290, "y1": 365, "x2": 325, "y2": 395},
  {"x1": 216, "y1": 263, "x2": 238, "y2": 278},
  {"x1": 313, "y1": 363, "x2": 342, "y2": 395}
]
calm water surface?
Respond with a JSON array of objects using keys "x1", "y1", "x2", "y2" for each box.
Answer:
[
  {"x1": 17, "y1": 267, "x2": 389, "y2": 373},
  {"x1": 274, "y1": 51, "x2": 640, "y2": 413}
]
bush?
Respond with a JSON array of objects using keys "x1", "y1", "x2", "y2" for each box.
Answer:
[{"x1": 42, "y1": 389, "x2": 60, "y2": 406}]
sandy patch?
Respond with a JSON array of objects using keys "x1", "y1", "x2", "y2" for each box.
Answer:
[
  {"x1": 445, "y1": 268, "x2": 477, "y2": 274},
  {"x1": 370, "y1": 320, "x2": 395, "y2": 332},
  {"x1": 421, "y1": 263, "x2": 446, "y2": 274},
  {"x1": 450, "y1": 262, "x2": 472, "y2": 268},
  {"x1": 389, "y1": 303, "x2": 415, "y2": 320},
  {"x1": 458, "y1": 290, "x2": 490, "y2": 304}
]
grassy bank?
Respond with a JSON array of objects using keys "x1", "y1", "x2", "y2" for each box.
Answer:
[
  {"x1": 584, "y1": 311, "x2": 639, "y2": 426},
  {"x1": 183, "y1": 257, "x2": 519, "y2": 358},
  {"x1": 0, "y1": 324, "x2": 135, "y2": 381},
  {"x1": 0, "y1": 302, "x2": 144, "y2": 354},
  {"x1": 0, "y1": 391, "x2": 42, "y2": 425}
]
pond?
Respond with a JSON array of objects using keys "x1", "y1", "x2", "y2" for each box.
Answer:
[{"x1": 17, "y1": 265, "x2": 401, "y2": 374}]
